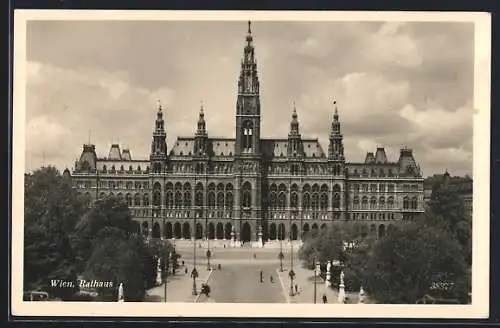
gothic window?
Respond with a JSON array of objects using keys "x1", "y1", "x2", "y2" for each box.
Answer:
[
  {"x1": 411, "y1": 197, "x2": 418, "y2": 209},
  {"x1": 370, "y1": 196, "x2": 377, "y2": 209},
  {"x1": 217, "y1": 192, "x2": 224, "y2": 209},
  {"x1": 278, "y1": 193, "x2": 286, "y2": 210},
  {"x1": 166, "y1": 191, "x2": 173, "y2": 208},
  {"x1": 291, "y1": 192, "x2": 298, "y2": 208},
  {"x1": 379, "y1": 196, "x2": 385, "y2": 209},
  {"x1": 126, "y1": 193, "x2": 132, "y2": 206},
  {"x1": 134, "y1": 193, "x2": 141, "y2": 206},
  {"x1": 242, "y1": 121, "x2": 254, "y2": 151},
  {"x1": 126, "y1": 181, "x2": 133, "y2": 189},
  {"x1": 388, "y1": 184, "x2": 395, "y2": 192},
  {"x1": 387, "y1": 196, "x2": 394, "y2": 208},
  {"x1": 208, "y1": 191, "x2": 216, "y2": 208},
  {"x1": 320, "y1": 193, "x2": 328, "y2": 210},
  {"x1": 143, "y1": 193, "x2": 149, "y2": 206},
  {"x1": 379, "y1": 184, "x2": 386, "y2": 192},
  {"x1": 332, "y1": 193, "x2": 340, "y2": 209},
  {"x1": 353, "y1": 184, "x2": 360, "y2": 193},
  {"x1": 173, "y1": 191, "x2": 181, "y2": 208},
  {"x1": 241, "y1": 182, "x2": 252, "y2": 208},
  {"x1": 312, "y1": 193, "x2": 319, "y2": 211},
  {"x1": 403, "y1": 196, "x2": 409, "y2": 209},
  {"x1": 370, "y1": 184, "x2": 377, "y2": 193},
  {"x1": 361, "y1": 196, "x2": 368, "y2": 210},
  {"x1": 183, "y1": 191, "x2": 191, "y2": 208},
  {"x1": 111, "y1": 165, "x2": 116, "y2": 173},
  {"x1": 120, "y1": 165, "x2": 124, "y2": 172},
  {"x1": 137, "y1": 165, "x2": 141, "y2": 172},
  {"x1": 129, "y1": 166, "x2": 133, "y2": 173},
  {"x1": 353, "y1": 196, "x2": 360, "y2": 210},
  {"x1": 362, "y1": 184, "x2": 368, "y2": 192},
  {"x1": 102, "y1": 165, "x2": 107, "y2": 173},
  {"x1": 303, "y1": 193, "x2": 311, "y2": 209},
  {"x1": 270, "y1": 191, "x2": 277, "y2": 209}
]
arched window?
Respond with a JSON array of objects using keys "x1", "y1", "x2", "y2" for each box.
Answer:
[
  {"x1": 175, "y1": 191, "x2": 183, "y2": 208},
  {"x1": 143, "y1": 193, "x2": 149, "y2": 206},
  {"x1": 134, "y1": 193, "x2": 141, "y2": 206},
  {"x1": 241, "y1": 182, "x2": 252, "y2": 208},
  {"x1": 242, "y1": 121, "x2": 254, "y2": 151},
  {"x1": 403, "y1": 196, "x2": 409, "y2": 209},
  {"x1": 387, "y1": 196, "x2": 394, "y2": 208},
  {"x1": 320, "y1": 193, "x2": 328, "y2": 210},
  {"x1": 353, "y1": 196, "x2": 360, "y2": 210},
  {"x1": 208, "y1": 191, "x2": 216, "y2": 208},
  {"x1": 303, "y1": 193, "x2": 311, "y2": 209},
  {"x1": 291, "y1": 192, "x2": 298, "y2": 208},
  {"x1": 370, "y1": 196, "x2": 377, "y2": 209},
  {"x1": 361, "y1": 196, "x2": 368, "y2": 210},
  {"x1": 183, "y1": 191, "x2": 191, "y2": 208},
  {"x1": 379, "y1": 196, "x2": 385, "y2": 209},
  {"x1": 125, "y1": 193, "x2": 132, "y2": 206},
  {"x1": 217, "y1": 192, "x2": 224, "y2": 209},
  {"x1": 411, "y1": 197, "x2": 418, "y2": 209},
  {"x1": 278, "y1": 193, "x2": 286, "y2": 209}
]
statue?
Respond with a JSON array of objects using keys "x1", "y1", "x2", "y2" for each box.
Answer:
[
  {"x1": 359, "y1": 286, "x2": 365, "y2": 304},
  {"x1": 338, "y1": 270, "x2": 346, "y2": 303},
  {"x1": 118, "y1": 282, "x2": 124, "y2": 302},
  {"x1": 156, "y1": 257, "x2": 162, "y2": 285},
  {"x1": 325, "y1": 261, "x2": 332, "y2": 287}
]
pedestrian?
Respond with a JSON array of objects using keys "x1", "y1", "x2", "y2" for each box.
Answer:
[
  {"x1": 295, "y1": 284, "x2": 298, "y2": 294},
  {"x1": 260, "y1": 270, "x2": 263, "y2": 283},
  {"x1": 224, "y1": 244, "x2": 226, "y2": 248},
  {"x1": 184, "y1": 267, "x2": 188, "y2": 274},
  {"x1": 322, "y1": 294, "x2": 328, "y2": 304},
  {"x1": 182, "y1": 260, "x2": 185, "y2": 266},
  {"x1": 270, "y1": 275, "x2": 274, "y2": 283}
]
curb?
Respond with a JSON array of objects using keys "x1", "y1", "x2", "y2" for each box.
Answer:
[
  {"x1": 276, "y1": 268, "x2": 291, "y2": 303},
  {"x1": 194, "y1": 269, "x2": 215, "y2": 302}
]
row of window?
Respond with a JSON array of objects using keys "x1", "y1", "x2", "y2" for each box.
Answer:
[
  {"x1": 352, "y1": 196, "x2": 419, "y2": 210},
  {"x1": 351, "y1": 183, "x2": 421, "y2": 193},
  {"x1": 76, "y1": 180, "x2": 150, "y2": 190}
]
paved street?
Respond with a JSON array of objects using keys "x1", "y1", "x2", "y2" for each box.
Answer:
[{"x1": 197, "y1": 261, "x2": 286, "y2": 303}]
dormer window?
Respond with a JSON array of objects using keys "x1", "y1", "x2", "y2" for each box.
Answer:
[{"x1": 120, "y1": 165, "x2": 124, "y2": 171}]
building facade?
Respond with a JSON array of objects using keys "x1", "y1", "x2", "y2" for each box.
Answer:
[
  {"x1": 423, "y1": 171, "x2": 473, "y2": 218},
  {"x1": 68, "y1": 22, "x2": 425, "y2": 244}
]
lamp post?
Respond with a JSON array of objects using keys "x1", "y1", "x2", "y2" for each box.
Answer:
[
  {"x1": 279, "y1": 219, "x2": 284, "y2": 272},
  {"x1": 313, "y1": 259, "x2": 320, "y2": 304},
  {"x1": 163, "y1": 218, "x2": 168, "y2": 302},
  {"x1": 206, "y1": 214, "x2": 211, "y2": 270},
  {"x1": 192, "y1": 213, "x2": 198, "y2": 296},
  {"x1": 172, "y1": 237, "x2": 176, "y2": 275}
]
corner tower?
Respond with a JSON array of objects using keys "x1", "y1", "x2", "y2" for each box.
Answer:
[{"x1": 235, "y1": 21, "x2": 261, "y2": 157}]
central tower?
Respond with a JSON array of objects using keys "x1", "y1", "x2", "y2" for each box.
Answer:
[
  {"x1": 235, "y1": 21, "x2": 261, "y2": 157},
  {"x1": 233, "y1": 21, "x2": 263, "y2": 246}
]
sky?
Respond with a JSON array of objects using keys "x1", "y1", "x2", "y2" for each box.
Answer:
[{"x1": 25, "y1": 19, "x2": 474, "y2": 177}]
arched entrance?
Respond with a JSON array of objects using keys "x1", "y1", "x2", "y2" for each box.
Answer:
[
  {"x1": 142, "y1": 221, "x2": 149, "y2": 237},
  {"x1": 165, "y1": 222, "x2": 173, "y2": 239},
  {"x1": 224, "y1": 223, "x2": 232, "y2": 239},
  {"x1": 378, "y1": 224, "x2": 386, "y2": 239},
  {"x1": 174, "y1": 222, "x2": 181, "y2": 238},
  {"x1": 278, "y1": 223, "x2": 286, "y2": 240},
  {"x1": 320, "y1": 223, "x2": 327, "y2": 231},
  {"x1": 216, "y1": 222, "x2": 224, "y2": 239},
  {"x1": 182, "y1": 222, "x2": 191, "y2": 239},
  {"x1": 240, "y1": 222, "x2": 251, "y2": 243},
  {"x1": 291, "y1": 224, "x2": 298, "y2": 240},
  {"x1": 269, "y1": 223, "x2": 277, "y2": 240},
  {"x1": 196, "y1": 223, "x2": 203, "y2": 240},
  {"x1": 303, "y1": 223, "x2": 310, "y2": 239},
  {"x1": 152, "y1": 222, "x2": 161, "y2": 238},
  {"x1": 208, "y1": 222, "x2": 215, "y2": 239}
]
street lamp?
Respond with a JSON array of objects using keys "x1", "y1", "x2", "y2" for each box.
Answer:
[
  {"x1": 279, "y1": 217, "x2": 284, "y2": 272},
  {"x1": 206, "y1": 214, "x2": 211, "y2": 270},
  {"x1": 289, "y1": 229, "x2": 295, "y2": 296},
  {"x1": 313, "y1": 259, "x2": 320, "y2": 304},
  {"x1": 192, "y1": 213, "x2": 198, "y2": 296}
]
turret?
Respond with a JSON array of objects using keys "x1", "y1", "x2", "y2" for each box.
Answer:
[
  {"x1": 328, "y1": 100, "x2": 345, "y2": 160},
  {"x1": 194, "y1": 102, "x2": 208, "y2": 156},
  {"x1": 150, "y1": 101, "x2": 168, "y2": 173},
  {"x1": 287, "y1": 102, "x2": 303, "y2": 157},
  {"x1": 76, "y1": 144, "x2": 97, "y2": 172}
]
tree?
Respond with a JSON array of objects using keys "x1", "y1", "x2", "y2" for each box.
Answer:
[
  {"x1": 84, "y1": 227, "x2": 148, "y2": 301},
  {"x1": 425, "y1": 184, "x2": 472, "y2": 265},
  {"x1": 71, "y1": 196, "x2": 134, "y2": 272},
  {"x1": 363, "y1": 224, "x2": 468, "y2": 304},
  {"x1": 24, "y1": 166, "x2": 86, "y2": 299}
]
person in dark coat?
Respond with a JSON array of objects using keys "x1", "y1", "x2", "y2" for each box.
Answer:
[{"x1": 322, "y1": 294, "x2": 328, "y2": 303}]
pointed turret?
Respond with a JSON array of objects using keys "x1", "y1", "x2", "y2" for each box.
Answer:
[
  {"x1": 328, "y1": 100, "x2": 345, "y2": 160},
  {"x1": 235, "y1": 21, "x2": 261, "y2": 157},
  {"x1": 194, "y1": 101, "x2": 209, "y2": 156},
  {"x1": 150, "y1": 101, "x2": 168, "y2": 173},
  {"x1": 288, "y1": 102, "x2": 303, "y2": 157}
]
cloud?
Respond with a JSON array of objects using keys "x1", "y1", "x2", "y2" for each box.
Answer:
[{"x1": 24, "y1": 20, "x2": 474, "y2": 177}]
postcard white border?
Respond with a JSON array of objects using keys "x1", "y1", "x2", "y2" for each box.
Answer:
[{"x1": 12, "y1": 10, "x2": 491, "y2": 319}]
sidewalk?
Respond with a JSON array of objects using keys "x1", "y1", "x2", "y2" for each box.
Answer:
[
  {"x1": 145, "y1": 265, "x2": 214, "y2": 302},
  {"x1": 277, "y1": 265, "x2": 364, "y2": 304}
]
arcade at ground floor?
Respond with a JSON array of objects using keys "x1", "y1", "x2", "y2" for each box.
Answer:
[{"x1": 133, "y1": 217, "x2": 400, "y2": 242}]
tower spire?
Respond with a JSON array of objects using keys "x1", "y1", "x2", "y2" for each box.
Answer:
[
  {"x1": 328, "y1": 98, "x2": 344, "y2": 160},
  {"x1": 248, "y1": 20, "x2": 252, "y2": 35}
]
